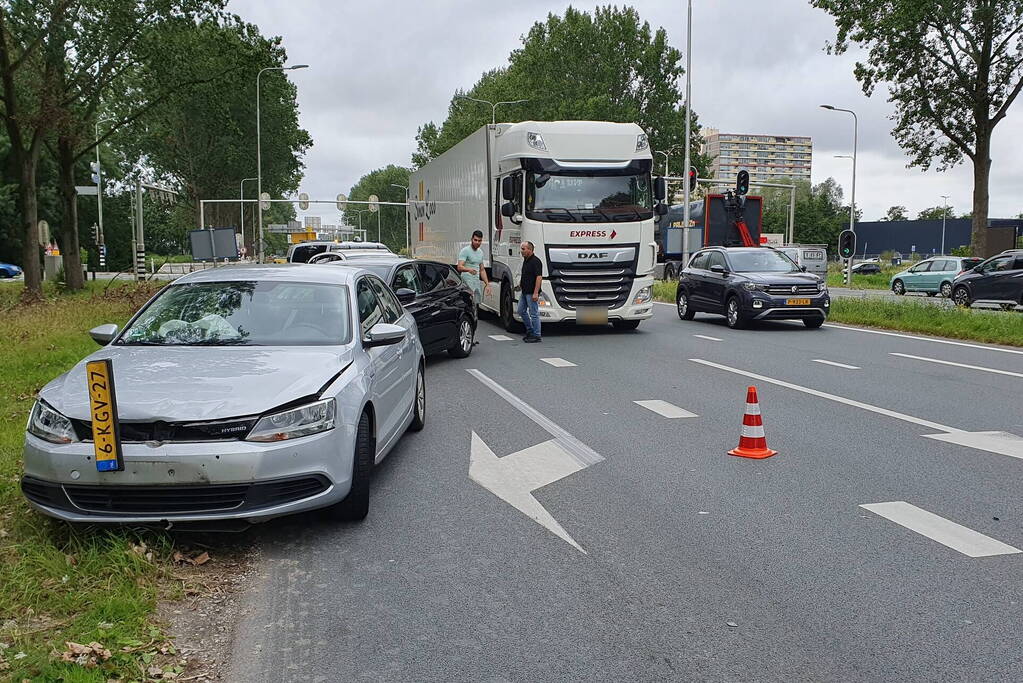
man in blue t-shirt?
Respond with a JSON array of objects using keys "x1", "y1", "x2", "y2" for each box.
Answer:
[{"x1": 457, "y1": 230, "x2": 491, "y2": 303}]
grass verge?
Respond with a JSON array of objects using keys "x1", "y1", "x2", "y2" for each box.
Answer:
[{"x1": 0, "y1": 280, "x2": 204, "y2": 681}]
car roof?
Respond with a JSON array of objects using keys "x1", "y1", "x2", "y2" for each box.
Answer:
[
  {"x1": 699, "y1": 246, "x2": 777, "y2": 253},
  {"x1": 173, "y1": 263, "x2": 364, "y2": 286}
]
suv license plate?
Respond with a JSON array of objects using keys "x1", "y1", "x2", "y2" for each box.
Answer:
[{"x1": 786, "y1": 298, "x2": 811, "y2": 306}]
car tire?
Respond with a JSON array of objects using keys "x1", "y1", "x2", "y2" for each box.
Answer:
[
  {"x1": 500, "y1": 280, "x2": 523, "y2": 333},
  {"x1": 448, "y1": 316, "x2": 475, "y2": 358},
  {"x1": 952, "y1": 286, "x2": 972, "y2": 307},
  {"x1": 892, "y1": 280, "x2": 905, "y2": 296},
  {"x1": 327, "y1": 410, "x2": 373, "y2": 522},
  {"x1": 613, "y1": 320, "x2": 641, "y2": 331},
  {"x1": 725, "y1": 296, "x2": 747, "y2": 329},
  {"x1": 409, "y1": 365, "x2": 426, "y2": 432},
  {"x1": 803, "y1": 316, "x2": 825, "y2": 329},
  {"x1": 940, "y1": 282, "x2": 953, "y2": 298},
  {"x1": 676, "y1": 288, "x2": 695, "y2": 320}
]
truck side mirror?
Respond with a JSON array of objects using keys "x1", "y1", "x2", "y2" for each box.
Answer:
[
  {"x1": 502, "y1": 176, "x2": 514, "y2": 201},
  {"x1": 655, "y1": 203, "x2": 668, "y2": 216},
  {"x1": 501, "y1": 202, "x2": 516, "y2": 218},
  {"x1": 653, "y1": 177, "x2": 667, "y2": 201}
]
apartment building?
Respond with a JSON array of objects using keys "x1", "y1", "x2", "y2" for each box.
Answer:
[{"x1": 703, "y1": 128, "x2": 812, "y2": 184}]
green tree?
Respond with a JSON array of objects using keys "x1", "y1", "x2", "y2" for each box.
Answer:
[
  {"x1": 413, "y1": 6, "x2": 712, "y2": 178},
  {"x1": 793, "y1": 178, "x2": 851, "y2": 251},
  {"x1": 884, "y1": 205, "x2": 908, "y2": 221},
  {"x1": 811, "y1": 0, "x2": 1023, "y2": 256},
  {"x1": 342, "y1": 165, "x2": 411, "y2": 251},
  {"x1": 917, "y1": 205, "x2": 955, "y2": 220}
]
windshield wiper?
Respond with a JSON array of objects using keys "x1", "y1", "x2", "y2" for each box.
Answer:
[
  {"x1": 181, "y1": 338, "x2": 250, "y2": 346},
  {"x1": 117, "y1": 340, "x2": 166, "y2": 346},
  {"x1": 535, "y1": 208, "x2": 577, "y2": 223}
]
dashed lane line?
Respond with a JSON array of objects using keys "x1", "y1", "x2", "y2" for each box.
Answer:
[
  {"x1": 693, "y1": 334, "x2": 723, "y2": 342},
  {"x1": 860, "y1": 502, "x2": 1021, "y2": 558},
  {"x1": 890, "y1": 352, "x2": 1023, "y2": 379},
  {"x1": 488, "y1": 334, "x2": 513, "y2": 341},
  {"x1": 541, "y1": 358, "x2": 577, "y2": 368},
  {"x1": 812, "y1": 359, "x2": 860, "y2": 370},
  {"x1": 634, "y1": 400, "x2": 698, "y2": 419}
]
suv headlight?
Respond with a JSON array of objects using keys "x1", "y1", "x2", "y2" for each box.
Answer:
[
  {"x1": 742, "y1": 281, "x2": 764, "y2": 292},
  {"x1": 246, "y1": 398, "x2": 336, "y2": 442},
  {"x1": 818, "y1": 280, "x2": 827, "y2": 293},
  {"x1": 633, "y1": 286, "x2": 652, "y2": 304},
  {"x1": 28, "y1": 400, "x2": 77, "y2": 444}
]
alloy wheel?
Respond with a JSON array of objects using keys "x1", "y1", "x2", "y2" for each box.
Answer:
[{"x1": 459, "y1": 320, "x2": 473, "y2": 353}]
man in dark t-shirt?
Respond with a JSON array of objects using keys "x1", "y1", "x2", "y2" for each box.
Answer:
[{"x1": 518, "y1": 241, "x2": 543, "y2": 342}]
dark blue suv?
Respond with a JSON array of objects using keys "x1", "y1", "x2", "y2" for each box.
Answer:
[{"x1": 675, "y1": 247, "x2": 830, "y2": 329}]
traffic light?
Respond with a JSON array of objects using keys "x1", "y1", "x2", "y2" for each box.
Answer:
[
  {"x1": 688, "y1": 166, "x2": 698, "y2": 193},
  {"x1": 736, "y1": 170, "x2": 749, "y2": 196},
  {"x1": 89, "y1": 161, "x2": 100, "y2": 185},
  {"x1": 91, "y1": 224, "x2": 99, "y2": 244},
  {"x1": 839, "y1": 229, "x2": 856, "y2": 259}
]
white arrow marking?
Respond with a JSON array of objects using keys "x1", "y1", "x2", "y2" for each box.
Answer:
[{"x1": 467, "y1": 369, "x2": 604, "y2": 553}]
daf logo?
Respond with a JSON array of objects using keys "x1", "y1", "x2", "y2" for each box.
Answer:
[
  {"x1": 578, "y1": 252, "x2": 609, "y2": 259},
  {"x1": 791, "y1": 286, "x2": 798, "y2": 294}
]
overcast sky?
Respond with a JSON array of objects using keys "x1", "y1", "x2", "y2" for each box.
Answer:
[{"x1": 234, "y1": 0, "x2": 1023, "y2": 224}]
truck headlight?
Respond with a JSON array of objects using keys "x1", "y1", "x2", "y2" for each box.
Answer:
[
  {"x1": 527, "y1": 132, "x2": 547, "y2": 152},
  {"x1": 246, "y1": 398, "x2": 336, "y2": 442},
  {"x1": 635, "y1": 133, "x2": 649, "y2": 152},
  {"x1": 28, "y1": 400, "x2": 77, "y2": 444},
  {"x1": 633, "y1": 286, "x2": 652, "y2": 304},
  {"x1": 537, "y1": 292, "x2": 552, "y2": 307}
]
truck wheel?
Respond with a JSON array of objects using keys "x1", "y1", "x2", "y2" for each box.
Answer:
[
  {"x1": 663, "y1": 263, "x2": 676, "y2": 281},
  {"x1": 725, "y1": 296, "x2": 748, "y2": 329},
  {"x1": 613, "y1": 320, "x2": 640, "y2": 331},
  {"x1": 500, "y1": 281, "x2": 523, "y2": 333}
]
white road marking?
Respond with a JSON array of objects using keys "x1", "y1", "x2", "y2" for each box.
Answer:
[
  {"x1": 812, "y1": 359, "x2": 860, "y2": 370},
  {"x1": 890, "y1": 352, "x2": 1023, "y2": 379},
  {"x1": 634, "y1": 400, "x2": 698, "y2": 419},
  {"x1": 689, "y1": 358, "x2": 962, "y2": 433},
  {"x1": 923, "y1": 432, "x2": 1023, "y2": 461},
  {"x1": 693, "y1": 334, "x2": 723, "y2": 342},
  {"x1": 541, "y1": 357, "x2": 577, "y2": 367},
  {"x1": 488, "y1": 334, "x2": 512, "y2": 341},
  {"x1": 467, "y1": 369, "x2": 604, "y2": 553},
  {"x1": 860, "y1": 502, "x2": 1021, "y2": 557},
  {"x1": 823, "y1": 323, "x2": 1023, "y2": 355}
]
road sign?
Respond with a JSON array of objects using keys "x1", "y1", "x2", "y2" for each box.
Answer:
[
  {"x1": 75, "y1": 185, "x2": 99, "y2": 196},
  {"x1": 336, "y1": 193, "x2": 347, "y2": 211},
  {"x1": 260, "y1": 192, "x2": 270, "y2": 211},
  {"x1": 368, "y1": 194, "x2": 379, "y2": 212},
  {"x1": 298, "y1": 192, "x2": 309, "y2": 210}
]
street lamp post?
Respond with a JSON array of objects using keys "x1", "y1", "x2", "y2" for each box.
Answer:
[
  {"x1": 940, "y1": 195, "x2": 950, "y2": 255},
  {"x1": 240, "y1": 177, "x2": 256, "y2": 258},
  {"x1": 94, "y1": 115, "x2": 114, "y2": 248},
  {"x1": 257, "y1": 63, "x2": 308, "y2": 262},
  {"x1": 682, "y1": 0, "x2": 694, "y2": 266},
  {"x1": 454, "y1": 95, "x2": 529, "y2": 125},
  {"x1": 821, "y1": 104, "x2": 858, "y2": 285},
  {"x1": 390, "y1": 183, "x2": 410, "y2": 251}
]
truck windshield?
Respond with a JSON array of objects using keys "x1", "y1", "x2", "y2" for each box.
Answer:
[{"x1": 526, "y1": 172, "x2": 652, "y2": 222}]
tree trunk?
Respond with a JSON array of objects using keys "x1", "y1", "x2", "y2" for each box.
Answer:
[
  {"x1": 57, "y1": 137, "x2": 85, "y2": 290},
  {"x1": 18, "y1": 151, "x2": 42, "y2": 297},
  {"x1": 971, "y1": 126, "x2": 991, "y2": 257}
]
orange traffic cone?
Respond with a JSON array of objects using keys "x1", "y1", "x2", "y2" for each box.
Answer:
[{"x1": 728, "y1": 386, "x2": 777, "y2": 459}]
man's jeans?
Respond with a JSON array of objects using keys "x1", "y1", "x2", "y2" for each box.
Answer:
[{"x1": 518, "y1": 293, "x2": 541, "y2": 338}]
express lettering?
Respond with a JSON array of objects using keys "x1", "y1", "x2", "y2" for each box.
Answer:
[{"x1": 569, "y1": 230, "x2": 607, "y2": 238}]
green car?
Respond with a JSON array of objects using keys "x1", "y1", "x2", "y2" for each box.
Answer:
[{"x1": 890, "y1": 256, "x2": 983, "y2": 297}]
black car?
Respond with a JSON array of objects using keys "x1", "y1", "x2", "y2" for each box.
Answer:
[
  {"x1": 850, "y1": 262, "x2": 881, "y2": 275},
  {"x1": 951, "y1": 249, "x2": 1023, "y2": 309},
  {"x1": 329, "y1": 256, "x2": 478, "y2": 357},
  {"x1": 675, "y1": 247, "x2": 830, "y2": 329}
]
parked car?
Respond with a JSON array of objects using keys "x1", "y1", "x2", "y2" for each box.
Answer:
[
  {"x1": 21, "y1": 264, "x2": 425, "y2": 525},
  {"x1": 0, "y1": 261, "x2": 22, "y2": 278},
  {"x1": 287, "y1": 241, "x2": 392, "y2": 263},
  {"x1": 951, "y1": 249, "x2": 1023, "y2": 308},
  {"x1": 329, "y1": 256, "x2": 478, "y2": 358},
  {"x1": 675, "y1": 247, "x2": 830, "y2": 329},
  {"x1": 891, "y1": 256, "x2": 984, "y2": 297},
  {"x1": 850, "y1": 262, "x2": 881, "y2": 275},
  {"x1": 307, "y1": 249, "x2": 398, "y2": 264},
  {"x1": 779, "y1": 245, "x2": 828, "y2": 276}
]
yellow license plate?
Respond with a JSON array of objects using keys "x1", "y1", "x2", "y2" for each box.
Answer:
[
  {"x1": 786, "y1": 298, "x2": 811, "y2": 306},
  {"x1": 86, "y1": 359, "x2": 124, "y2": 472}
]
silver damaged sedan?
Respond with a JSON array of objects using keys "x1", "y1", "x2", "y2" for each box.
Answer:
[{"x1": 21, "y1": 265, "x2": 425, "y2": 525}]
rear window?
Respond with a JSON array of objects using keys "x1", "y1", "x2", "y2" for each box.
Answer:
[
  {"x1": 290, "y1": 244, "x2": 328, "y2": 263},
  {"x1": 960, "y1": 258, "x2": 982, "y2": 270}
]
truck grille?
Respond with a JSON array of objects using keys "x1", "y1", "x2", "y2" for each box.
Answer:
[
  {"x1": 546, "y1": 244, "x2": 638, "y2": 310},
  {"x1": 764, "y1": 284, "x2": 819, "y2": 295}
]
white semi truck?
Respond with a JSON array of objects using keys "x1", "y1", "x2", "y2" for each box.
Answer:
[{"x1": 408, "y1": 121, "x2": 666, "y2": 331}]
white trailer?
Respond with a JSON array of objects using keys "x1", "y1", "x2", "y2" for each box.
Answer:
[{"x1": 409, "y1": 121, "x2": 663, "y2": 331}]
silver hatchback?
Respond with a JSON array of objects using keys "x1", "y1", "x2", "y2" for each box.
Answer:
[{"x1": 21, "y1": 265, "x2": 425, "y2": 525}]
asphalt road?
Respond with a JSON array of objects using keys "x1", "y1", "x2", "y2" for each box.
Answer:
[{"x1": 227, "y1": 305, "x2": 1023, "y2": 682}]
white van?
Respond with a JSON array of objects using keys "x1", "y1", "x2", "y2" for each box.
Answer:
[{"x1": 780, "y1": 245, "x2": 828, "y2": 276}]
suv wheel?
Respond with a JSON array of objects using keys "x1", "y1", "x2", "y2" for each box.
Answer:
[
  {"x1": 940, "y1": 281, "x2": 953, "y2": 298},
  {"x1": 676, "y1": 288, "x2": 695, "y2": 320},
  {"x1": 892, "y1": 279, "x2": 906, "y2": 295},
  {"x1": 804, "y1": 316, "x2": 825, "y2": 329},
  {"x1": 448, "y1": 316, "x2": 474, "y2": 358},
  {"x1": 952, "y1": 286, "x2": 972, "y2": 307},
  {"x1": 725, "y1": 296, "x2": 747, "y2": 329}
]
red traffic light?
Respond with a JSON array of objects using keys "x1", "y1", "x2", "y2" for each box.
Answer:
[{"x1": 688, "y1": 166, "x2": 698, "y2": 193}]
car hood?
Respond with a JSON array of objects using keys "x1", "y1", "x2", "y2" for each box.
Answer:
[
  {"x1": 39, "y1": 345, "x2": 354, "y2": 422},
  {"x1": 741, "y1": 272, "x2": 822, "y2": 286}
]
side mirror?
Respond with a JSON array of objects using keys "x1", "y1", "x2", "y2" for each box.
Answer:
[
  {"x1": 501, "y1": 176, "x2": 514, "y2": 201},
  {"x1": 90, "y1": 323, "x2": 119, "y2": 345},
  {"x1": 655, "y1": 203, "x2": 668, "y2": 216},
  {"x1": 653, "y1": 177, "x2": 667, "y2": 201},
  {"x1": 395, "y1": 288, "x2": 417, "y2": 305},
  {"x1": 501, "y1": 202, "x2": 516, "y2": 218},
  {"x1": 709, "y1": 264, "x2": 727, "y2": 275},
  {"x1": 363, "y1": 322, "x2": 406, "y2": 348},
  {"x1": 800, "y1": 265, "x2": 807, "y2": 272}
]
